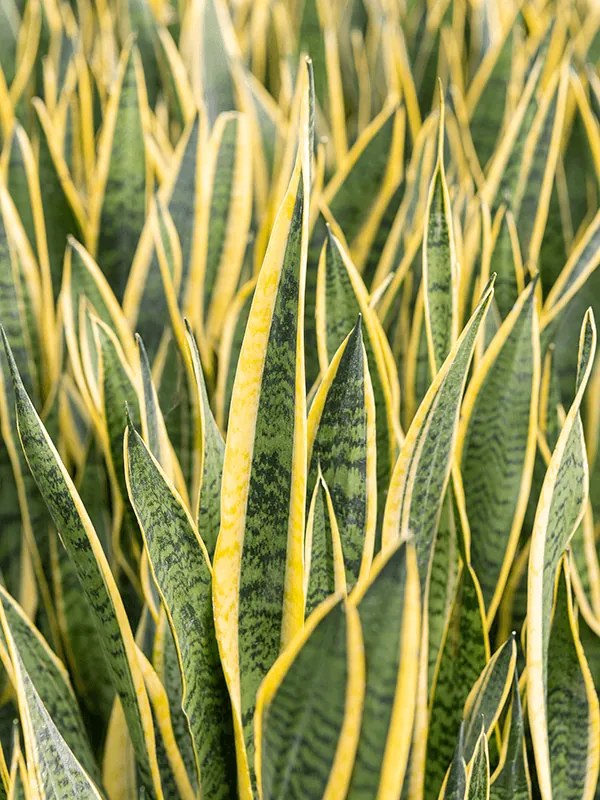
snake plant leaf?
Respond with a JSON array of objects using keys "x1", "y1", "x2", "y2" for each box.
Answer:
[
  {"x1": 441, "y1": 724, "x2": 468, "y2": 800},
  {"x1": 428, "y1": 491, "x2": 460, "y2": 689},
  {"x1": 137, "y1": 646, "x2": 196, "y2": 800},
  {"x1": 213, "y1": 102, "x2": 310, "y2": 794},
  {"x1": 513, "y1": 63, "x2": 568, "y2": 271},
  {"x1": 423, "y1": 91, "x2": 458, "y2": 374},
  {"x1": 93, "y1": 317, "x2": 141, "y2": 509},
  {"x1": 198, "y1": 112, "x2": 253, "y2": 348},
  {"x1": 122, "y1": 0, "x2": 160, "y2": 108},
  {"x1": 462, "y1": 636, "x2": 516, "y2": 761},
  {"x1": 0, "y1": 0, "x2": 18, "y2": 86},
  {"x1": 489, "y1": 207, "x2": 523, "y2": 320},
  {"x1": 0, "y1": 587, "x2": 99, "y2": 784},
  {"x1": 195, "y1": 0, "x2": 236, "y2": 125},
  {"x1": 51, "y1": 528, "x2": 115, "y2": 722},
  {"x1": 304, "y1": 472, "x2": 346, "y2": 618},
  {"x1": 545, "y1": 558, "x2": 600, "y2": 799},
  {"x1": 347, "y1": 541, "x2": 420, "y2": 800},
  {"x1": 467, "y1": 14, "x2": 518, "y2": 169},
  {"x1": 32, "y1": 98, "x2": 85, "y2": 302},
  {"x1": 7, "y1": 646, "x2": 103, "y2": 800},
  {"x1": 255, "y1": 596, "x2": 365, "y2": 800},
  {"x1": 316, "y1": 231, "x2": 399, "y2": 541},
  {"x1": 466, "y1": 730, "x2": 490, "y2": 800},
  {"x1": 527, "y1": 309, "x2": 596, "y2": 799},
  {"x1": 93, "y1": 45, "x2": 148, "y2": 300},
  {"x1": 382, "y1": 278, "x2": 495, "y2": 587},
  {"x1": 307, "y1": 317, "x2": 376, "y2": 589},
  {"x1": 323, "y1": 104, "x2": 403, "y2": 271},
  {"x1": 125, "y1": 115, "x2": 203, "y2": 358},
  {"x1": 542, "y1": 210, "x2": 600, "y2": 330},
  {"x1": 185, "y1": 323, "x2": 224, "y2": 560},
  {"x1": 485, "y1": 57, "x2": 543, "y2": 213},
  {"x1": 490, "y1": 671, "x2": 530, "y2": 800},
  {"x1": 458, "y1": 280, "x2": 539, "y2": 619},
  {"x1": 137, "y1": 334, "x2": 169, "y2": 469},
  {"x1": 4, "y1": 128, "x2": 36, "y2": 253},
  {"x1": 215, "y1": 277, "x2": 255, "y2": 430},
  {"x1": 426, "y1": 565, "x2": 489, "y2": 799},
  {"x1": 124, "y1": 424, "x2": 236, "y2": 799},
  {"x1": 0, "y1": 333, "x2": 162, "y2": 797}
]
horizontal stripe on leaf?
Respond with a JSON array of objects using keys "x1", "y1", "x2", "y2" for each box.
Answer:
[
  {"x1": 307, "y1": 317, "x2": 376, "y2": 589},
  {"x1": 125, "y1": 425, "x2": 236, "y2": 799},
  {"x1": 347, "y1": 541, "x2": 420, "y2": 800},
  {"x1": 304, "y1": 473, "x2": 346, "y2": 618},
  {"x1": 382, "y1": 278, "x2": 494, "y2": 589},
  {"x1": 458, "y1": 281, "x2": 539, "y2": 619},
  {"x1": 255, "y1": 596, "x2": 364, "y2": 800},
  {"x1": 213, "y1": 102, "x2": 310, "y2": 793},
  {"x1": 0, "y1": 333, "x2": 162, "y2": 797},
  {"x1": 546, "y1": 559, "x2": 599, "y2": 799},
  {"x1": 527, "y1": 309, "x2": 596, "y2": 800}
]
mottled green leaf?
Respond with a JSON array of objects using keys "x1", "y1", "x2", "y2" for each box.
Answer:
[
  {"x1": 466, "y1": 731, "x2": 490, "y2": 800},
  {"x1": 458, "y1": 281, "x2": 539, "y2": 618},
  {"x1": 383, "y1": 279, "x2": 494, "y2": 588},
  {"x1": 304, "y1": 473, "x2": 345, "y2": 618},
  {"x1": 307, "y1": 317, "x2": 376, "y2": 589},
  {"x1": 347, "y1": 542, "x2": 420, "y2": 800},
  {"x1": 324, "y1": 105, "x2": 401, "y2": 266},
  {"x1": 442, "y1": 725, "x2": 467, "y2": 800},
  {"x1": 213, "y1": 133, "x2": 310, "y2": 792},
  {"x1": 125, "y1": 424, "x2": 236, "y2": 799},
  {"x1": 527, "y1": 310, "x2": 596, "y2": 798},
  {"x1": 423, "y1": 98, "x2": 458, "y2": 373},
  {"x1": 8, "y1": 648, "x2": 102, "y2": 800},
  {"x1": 0, "y1": 334, "x2": 161, "y2": 796},
  {"x1": 317, "y1": 232, "x2": 399, "y2": 543},
  {"x1": 201, "y1": 112, "x2": 252, "y2": 347},
  {"x1": 256, "y1": 597, "x2": 364, "y2": 800},
  {"x1": 463, "y1": 636, "x2": 516, "y2": 760},
  {"x1": 426, "y1": 566, "x2": 488, "y2": 799},
  {"x1": 94, "y1": 47, "x2": 147, "y2": 300},
  {"x1": 490, "y1": 672, "x2": 530, "y2": 800},
  {"x1": 185, "y1": 323, "x2": 224, "y2": 560},
  {"x1": 0, "y1": 587, "x2": 99, "y2": 784},
  {"x1": 468, "y1": 21, "x2": 517, "y2": 168},
  {"x1": 546, "y1": 560, "x2": 599, "y2": 798},
  {"x1": 427, "y1": 492, "x2": 460, "y2": 689}
]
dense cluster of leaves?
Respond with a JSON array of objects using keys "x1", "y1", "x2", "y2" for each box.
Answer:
[{"x1": 0, "y1": 0, "x2": 599, "y2": 797}]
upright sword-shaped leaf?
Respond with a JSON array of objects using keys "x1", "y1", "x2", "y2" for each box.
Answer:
[
  {"x1": 212, "y1": 67, "x2": 311, "y2": 796},
  {"x1": 527, "y1": 309, "x2": 596, "y2": 799}
]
